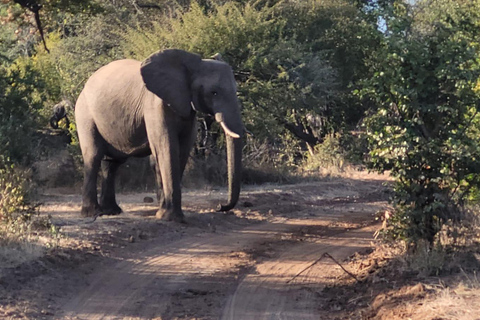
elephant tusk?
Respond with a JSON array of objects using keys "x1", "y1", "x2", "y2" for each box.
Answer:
[
  {"x1": 220, "y1": 122, "x2": 241, "y2": 139},
  {"x1": 190, "y1": 101, "x2": 198, "y2": 112}
]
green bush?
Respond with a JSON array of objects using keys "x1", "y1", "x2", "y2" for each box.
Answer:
[
  {"x1": 1, "y1": 0, "x2": 381, "y2": 188},
  {"x1": 303, "y1": 133, "x2": 347, "y2": 172},
  {"x1": 0, "y1": 58, "x2": 44, "y2": 163},
  {"x1": 360, "y1": 0, "x2": 480, "y2": 245},
  {"x1": 121, "y1": 0, "x2": 376, "y2": 151},
  {"x1": 0, "y1": 157, "x2": 36, "y2": 224}
]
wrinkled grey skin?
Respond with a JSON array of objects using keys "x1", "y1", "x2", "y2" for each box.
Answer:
[{"x1": 75, "y1": 49, "x2": 244, "y2": 222}]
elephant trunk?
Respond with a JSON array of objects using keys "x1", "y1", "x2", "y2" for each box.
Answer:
[
  {"x1": 50, "y1": 116, "x2": 59, "y2": 129},
  {"x1": 218, "y1": 134, "x2": 242, "y2": 212}
]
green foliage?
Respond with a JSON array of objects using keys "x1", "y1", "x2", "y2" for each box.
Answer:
[
  {"x1": 304, "y1": 134, "x2": 347, "y2": 171},
  {"x1": 0, "y1": 156, "x2": 36, "y2": 224},
  {"x1": 0, "y1": 155, "x2": 59, "y2": 263},
  {"x1": 120, "y1": 0, "x2": 381, "y2": 182},
  {"x1": 0, "y1": 60, "x2": 43, "y2": 163},
  {"x1": 122, "y1": 0, "x2": 378, "y2": 147},
  {"x1": 360, "y1": 0, "x2": 480, "y2": 244},
  {"x1": 1, "y1": 0, "x2": 380, "y2": 186},
  {"x1": 31, "y1": 24, "x2": 122, "y2": 107},
  {"x1": 0, "y1": 0, "x2": 377, "y2": 186},
  {"x1": 1, "y1": 0, "x2": 138, "y2": 121}
]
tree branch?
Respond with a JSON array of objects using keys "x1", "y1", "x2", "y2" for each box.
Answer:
[
  {"x1": 287, "y1": 252, "x2": 359, "y2": 284},
  {"x1": 281, "y1": 120, "x2": 320, "y2": 146},
  {"x1": 13, "y1": 0, "x2": 49, "y2": 53},
  {"x1": 136, "y1": 3, "x2": 162, "y2": 10}
]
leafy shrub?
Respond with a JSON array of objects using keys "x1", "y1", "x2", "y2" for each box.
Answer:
[
  {"x1": 0, "y1": 158, "x2": 58, "y2": 269},
  {"x1": 0, "y1": 156, "x2": 36, "y2": 224},
  {"x1": 121, "y1": 0, "x2": 376, "y2": 154},
  {"x1": 0, "y1": 61, "x2": 43, "y2": 163},
  {"x1": 2, "y1": 0, "x2": 380, "y2": 189},
  {"x1": 360, "y1": 0, "x2": 480, "y2": 245},
  {"x1": 30, "y1": 21, "x2": 124, "y2": 117},
  {"x1": 303, "y1": 133, "x2": 347, "y2": 172}
]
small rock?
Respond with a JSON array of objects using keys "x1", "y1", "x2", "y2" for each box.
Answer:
[
  {"x1": 208, "y1": 223, "x2": 216, "y2": 233},
  {"x1": 143, "y1": 196, "x2": 154, "y2": 203},
  {"x1": 243, "y1": 201, "x2": 254, "y2": 207},
  {"x1": 128, "y1": 235, "x2": 135, "y2": 243}
]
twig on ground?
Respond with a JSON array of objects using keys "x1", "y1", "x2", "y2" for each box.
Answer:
[
  {"x1": 85, "y1": 212, "x2": 102, "y2": 224},
  {"x1": 286, "y1": 252, "x2": 359, "y2": 284},
  {"x1": 324, "y1": 253, "x2": 360, "y2": 281}
]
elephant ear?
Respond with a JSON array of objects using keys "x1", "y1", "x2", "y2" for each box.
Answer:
[{"x1": 141, "y1": 49, "x2": 202, "y2": 118}]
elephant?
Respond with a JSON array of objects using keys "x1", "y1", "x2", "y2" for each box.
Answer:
[
  {"x1": 50, "y1": 100, "x2": 71, "y2": 129},
  {"x1": 75, "y1": 49, "x2": 244, "y2": 222}
]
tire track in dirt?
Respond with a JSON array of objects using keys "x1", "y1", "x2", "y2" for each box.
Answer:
[
  {"x1": 60, "y1": 218, "x2": 304, "y2": 319},
  {"x1": 221, "y1": 225, "x2": 376, "y2": 320},
  {"x1": 60, "y1": 216, "x2": 376, "y2": 320},
  {"x1": 1, "y1": 177, "x2": 391, "y2": 319}
]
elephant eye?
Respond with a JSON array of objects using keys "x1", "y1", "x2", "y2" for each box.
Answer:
[{"x1": 212, "y1": 91, "x2": 218, "y2": 96}]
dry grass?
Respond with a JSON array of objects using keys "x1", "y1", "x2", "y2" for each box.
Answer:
[
  {"x1": 346, "y1": 215, "x2": 480, "y2": 320},
  {"x1": 0, "y1": 228, "x2": 45, "y2": 269},
  {"x1": 411, "y1": 277, "x2": 480, "y2": 320},
  {"x1": 369, "y1": 280, "x2": 480, "y2": 320},
  {"x1": 0, "y1": 214, "x2": 60, "y2": 271}
]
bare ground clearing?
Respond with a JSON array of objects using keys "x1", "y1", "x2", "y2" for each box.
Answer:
[{"x1": 6, "y1": 172, "x2": 459, "y2": 320}]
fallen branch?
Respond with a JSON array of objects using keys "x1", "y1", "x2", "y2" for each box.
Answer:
[{"x1": 286, "y1": 252, "x2": 359, "y2": 284}]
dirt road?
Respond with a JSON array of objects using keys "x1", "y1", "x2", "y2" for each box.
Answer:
[{"x1": 1, "y1": 174, "x2": 390, "y2": 319}]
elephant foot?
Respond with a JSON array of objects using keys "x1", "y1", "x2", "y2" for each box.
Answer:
[
  {"x1": 101, "y1": 204, "x2": 122, "y2": 216},
  {"x1": 156, "y1": 209, "x2": 185, "y2": 223},
  {"x1": 81, "y1": 204, "x2": 102, "y2": 218}
]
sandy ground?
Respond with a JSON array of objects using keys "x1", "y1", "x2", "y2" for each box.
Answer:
[{"x1": 1, "y1": 173, "x2": 400, "y2": 319}]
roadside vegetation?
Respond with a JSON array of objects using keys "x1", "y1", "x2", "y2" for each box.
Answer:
[{"x1": 1, "y1": 0, "x2": 480, "y2": 316}]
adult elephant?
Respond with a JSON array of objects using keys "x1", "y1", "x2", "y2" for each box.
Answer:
[{"x1": 75, "y1": 49, "x2": 244, "y2": 222}]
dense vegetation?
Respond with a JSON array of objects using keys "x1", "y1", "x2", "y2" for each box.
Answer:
[
  {"x1": 1, "y1": 0, "x2": 480, "y2": 247},
  {"x1": 361, "y1": 0, "x2": 480, "y2": 244}
]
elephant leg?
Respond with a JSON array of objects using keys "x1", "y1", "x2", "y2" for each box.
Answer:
[
  {"x1": 150, "y1": 155, "x2": 166, "y2": 209},
  {"x1": 154, "y1": 119, "x2": 196, "y2": 220},
  {"x1": 80, "y1": 148, "x2": 103, "y2": 218},
  {"x1": 179, "y1": 120, "x2": 197, "y2": 178},
  {"x1": 99, "y1": 159, "x2": 123, "y2": 215},
  {"x1": 145, "y1": 108, "x2": 188, "y2": 222},
  {"x1": 76, "y1": 106, "x2": 104, "y2": 217},
  {"x1": 145, "y1": 107, "x2": 195, "y2": 222},
  {"x1": 151, "y1": 140, "x2": 184, "y2": 222}
]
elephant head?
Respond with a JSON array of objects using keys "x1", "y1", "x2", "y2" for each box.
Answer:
[
  {"x1": 50, "y1": 100, "x2": 71, "y2": 129},
  {"x1": 141, "y1": 49, "x2": 244, "y2": 211}
]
